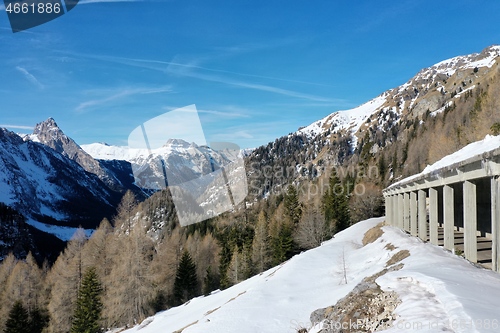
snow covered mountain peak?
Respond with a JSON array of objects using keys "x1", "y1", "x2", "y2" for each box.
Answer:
[
  {"x1": 297, "y1": 45, "x2": 500, "y2": 149},
  {"x1": 164, "y1": 138, "x2": 195, "y2": 149}
]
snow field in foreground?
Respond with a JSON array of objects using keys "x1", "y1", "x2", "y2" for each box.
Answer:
[{"x1": 122, "y1": 217, "x2": 500, "y2": 333}]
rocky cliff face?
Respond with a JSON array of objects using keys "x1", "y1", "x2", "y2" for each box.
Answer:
[{"x1": 32, "y1": 118, "x2": 126, "y2": 192}]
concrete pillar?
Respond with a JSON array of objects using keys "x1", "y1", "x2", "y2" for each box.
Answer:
[
  {"x1": 418, "y1": 190, "x2": 427, "y2": 241},
  {"x1": 463, "y1": 181, "x2": 477, "y2": 263},
  {"x1": 391, "y1": 194, "x2": 398, "y2": 227},
  {"x1": 403, "y1": 192, "x2": 410, "y2": 232},
  {"x1": 385, "y1": 196, "x2": 391, "y2": 225},
  {"x1": 429, "y1": 188, "x2": 439, "y2": 245},
  {"x1": 398, "y1": 193, "x2": 404, "y2": 230},
  {"x1": 410, "y1": 191, "x2": 418, "y2": 236},
  {"x1": 389, "y1": 196, "x2": 394, "y2": 226},
  {"x1": 389, "y1": 195, "x2": 394, "y2": 226},
  {"x1": 443, "y1": 185, "x2": 455, "y2": 251},
  {"x1": 491, "y1": 177, "x2": 500, "y2": 272}
]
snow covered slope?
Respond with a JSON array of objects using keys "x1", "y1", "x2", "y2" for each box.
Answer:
[
  {"x1": 298, "y1": 94, "x2": 387, "y2": 145},
  {"x1": 121, "y1": 217, "x2": 500, "y2": 333}
]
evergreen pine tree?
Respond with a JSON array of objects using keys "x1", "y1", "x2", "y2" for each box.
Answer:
[
  {"x1": 150, "y1": 292, "x2": 167, "y2": 313},
  {"x1": 241, "y1": 243, "x2": 254, "y2": 279},
  {"x1": 173, "y1": 251, "x2": 199, "y2": 305},
  {"x1": 28, "y1": 307, "x2": 49, "y2": 333},
  {"x1": 70, "y1": 267, "x2": 103, "y2": 333},
  {"x1": 271, "y1": 224, "x2": 295, "y2": 265},
  {"x1": 217, "y1": 235, "x2": 232, "y2": 290},
  {"x1": 323, "y1": 169, "x2": 351, "y2": 234},
  {"x1": 4, "y1": 301, "x2": 49, "y2": 333},
  {"x1": 283, "y1": 185, "x2": 302, "y2": 226},
  {"x1": 491, "y1": 122, "x2": 500, "y2": 135},
  {"x1": 251, "y1": 211, "x2": 270, "y2": 273},
  {"x1": 203, "y1": 267, "x2": 218, "y2": 296},
  {"x1": 392, "y1": 151, "x2": 398, "y2": 175},
  {"x1": 378, "y1": 154, "x2": 386, "y2": 179},
  {"x1": 227, "y1": 246, "x2": 241, "y2": 285},
  {"x1": 323, "y1": 171, "x2": 339, "y2": 225},
  {"x1": 5, "y1": 301, "x2": 30, "y2": 333},
  {"x1": 334, "y1": 193, "x2": 351, "y2": 233}
]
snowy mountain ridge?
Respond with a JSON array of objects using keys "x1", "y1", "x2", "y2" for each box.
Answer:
[
  {"x1": 82, "y1": 140, "x2": 244, "y2": 198},
  {"x1": 297, "y1": 45, "x2": 500, "y2": 148},
  {"x1": 1, "y1": 118, "x2": 243, "y2": 241},
  {"x1": 297, "y1": 93, "x2": 388, "y2": 145},
  {"x1": 81, "y1": 140, "x2": 227, "y2": 165}
]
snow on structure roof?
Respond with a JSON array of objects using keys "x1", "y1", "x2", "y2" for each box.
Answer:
[{"x1": 389, "y1": 135, "x2": 500, "y2": 188}]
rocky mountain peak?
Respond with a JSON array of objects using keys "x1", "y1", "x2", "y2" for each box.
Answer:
[
  {"x1": 31, "y1": 118, "x2": 125, "y2": 192},
  {"x1": 33, "y1": 117, "x2": 61, "y2": 136},
  {"x1": 33, "y1": 118, "x2": 78, "y2": 159}
]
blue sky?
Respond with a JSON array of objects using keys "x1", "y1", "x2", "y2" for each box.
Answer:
[{"x1": 1, "y1": 0, "x2": 500, "y2": 148}]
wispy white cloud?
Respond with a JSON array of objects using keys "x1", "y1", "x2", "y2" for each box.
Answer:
[
  {"x1": 159, "y1": 59, "x2": 341, "y2": 102},
  {"x1": 91, "y1": 54, "x2": 335, "y2": 88},
  {"x1": 355, "y1": 1, "x2": 417, "y2": 33},
  {"x1": 0, "y1": 124, "x2": 34, "y2": 130},
  {"x1": 232, "y1": 130, "x2": 253, "y2": 139},
  {"x1": 162, "y1": 105, "x2": 251, "y2": 119},
  {"x1": 15, "y1": 66, "x2": 44, "y2": 89},
  {"x1": 198, "y1": 109, "x2": 250, "y2": 119},
  {"x1": 76, "y1": 86, "x2": 172, "y2": 113},
  {"x1": 209, "y1": 120, "x2": 294, "y2": 148},
  {"x1": 169, "y1": 67, "x2": 339, "y2": 102},
  {"x1": 269, "y1": 101, "x2": 357, "y2": 109},
  {"x1": 67, "y1": 52, "x2": 344, "y2": 103}
]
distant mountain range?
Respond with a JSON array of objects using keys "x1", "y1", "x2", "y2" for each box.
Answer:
[{"x1": 0, "y1": 117, "x2": 241, "y2": 258}]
